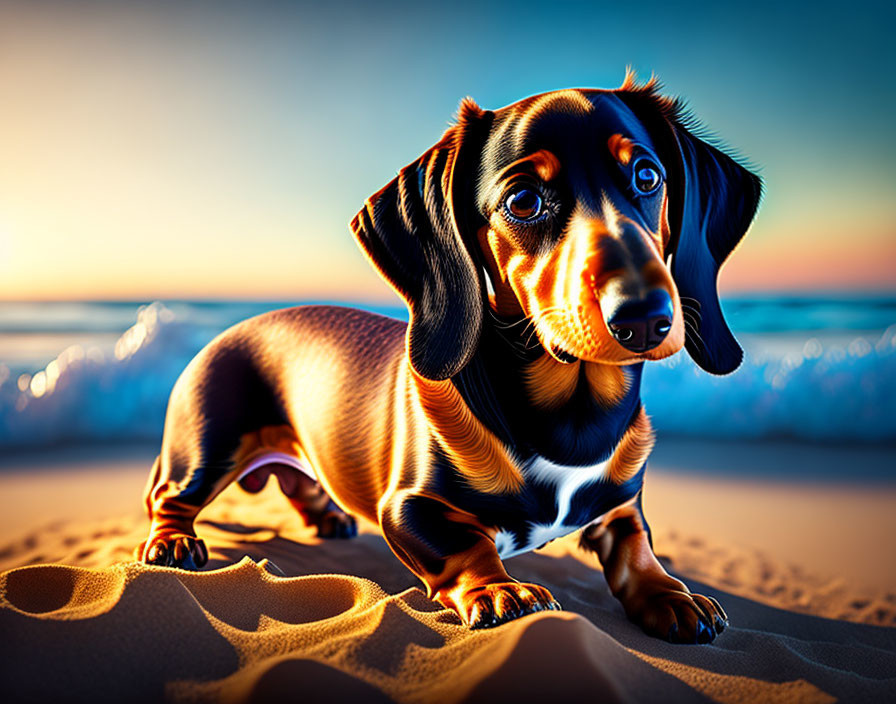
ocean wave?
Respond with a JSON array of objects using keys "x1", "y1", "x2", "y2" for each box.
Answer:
[
  {"x1": 1, "y1": 302, "x2": 894, "y2": 448},
  {"x1": 642, "y1": 328, "x2": 896, "y2": 442}
]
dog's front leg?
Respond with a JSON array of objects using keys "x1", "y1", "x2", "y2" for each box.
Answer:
[
  {"x1": 580, "y1": 493, "x2": 728, "y2": 643},
  {"x1": 380, "y1": 491, "x2": 560, "y2": 629}
]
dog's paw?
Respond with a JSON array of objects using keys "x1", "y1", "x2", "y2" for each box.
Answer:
[
  {"x1": 460, "y1": 582, "x2": 561, "y2": 629},
  {"x1": 138, "y1": 534, "x2": 208, "y2": 570},
  {"x1": 315, "y1": 510, "x2": 358, "y2": 539},
  {"x1": 627, "y1": 586, "x2": 728, "y2": 644}
]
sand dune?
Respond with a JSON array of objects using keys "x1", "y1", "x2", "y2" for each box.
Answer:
[{"x1": 1, "y1": 453, "x2": 895, "y2": 702}]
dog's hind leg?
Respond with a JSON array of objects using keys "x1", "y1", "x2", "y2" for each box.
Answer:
[
  {"x1": 137, "y1": 341, "x2": 285, "y2": 570},
  {"x1": 238, "y1": 462, "x2": 357, "y2": 539},
  {"x1": 137, "y1": 457, "x2": 225, "y2": 570},
  {"x1": 137, "y1": 437, "x2": 250, "y2": 569}
]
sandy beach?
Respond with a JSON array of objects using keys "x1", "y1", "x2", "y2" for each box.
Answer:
[{"x1": 1, "y1": 440, "x2": 895, "y2": 702}]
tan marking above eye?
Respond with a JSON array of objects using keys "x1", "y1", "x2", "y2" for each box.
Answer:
[
  {"x1": 495, "y1": 149, "x2": 562, "y2": 185},
  {"x1": 529, "y1": 150, "x2": 562, "y2": 182},
  {"x1": 607, "y1": 134, "x2": 635, "y2": 166}
]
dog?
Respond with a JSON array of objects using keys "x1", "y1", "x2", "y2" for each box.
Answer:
[{"x1": 137, "y1": 73, "x2": 761, "y2": 644}]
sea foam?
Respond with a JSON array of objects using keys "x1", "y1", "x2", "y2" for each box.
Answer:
[{"x1": 1, "y1": 302, "x2": 894, "y2": 448}]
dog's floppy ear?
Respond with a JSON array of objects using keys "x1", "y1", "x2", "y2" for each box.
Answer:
[
  {"x1": 617, "y1": 81, "x2": 762, "y2": 375},
  {"x1": 351, "y1": 100, "x2": 493, "y2": 380}
]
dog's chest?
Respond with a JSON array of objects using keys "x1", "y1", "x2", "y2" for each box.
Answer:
[{"x1": 493, "y1": 454, "x2": 612, "y2": 560}]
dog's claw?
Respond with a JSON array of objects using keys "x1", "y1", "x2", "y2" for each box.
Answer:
[
  {"x1": 696, "y1": 619, "x2": 714, "y2": 644},
  {"x1": 470, "y1": 608, "x2": 497, "y2": 630},
  {"x1": 707, "y1": 595, "x2": 729, "y2": 629},
  {"x1": 147, "y1": 542, "x2": 167, "y2": 564},
  {"x1": 713, "y1": 614, "x2": 728, "y2": 633},
  {"x1": 142, "y1": 534, "x2": 208, "y2": 570},
  {"x1": 632, "y1": 587, "x2": 727, "y2": 644},
  {"x1": 463, "y1": 582, "x2": 559, "y2": 629}
]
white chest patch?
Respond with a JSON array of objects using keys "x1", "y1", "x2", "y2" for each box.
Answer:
[{"x1": 495, "y1": 454, "x2": 611, "y2": 559}]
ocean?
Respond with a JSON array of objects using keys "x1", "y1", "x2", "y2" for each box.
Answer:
[{"x1": 0, "y1": 297, "x2": 894, "y2": 450}]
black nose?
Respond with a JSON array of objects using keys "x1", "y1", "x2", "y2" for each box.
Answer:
[{"x1": 606, "y1": 289, "x2": 674, "y2": 352}]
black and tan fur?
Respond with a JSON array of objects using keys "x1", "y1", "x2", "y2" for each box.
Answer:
[{"x1": 138, "y1": 73, "x2": 761, "y2": 643}]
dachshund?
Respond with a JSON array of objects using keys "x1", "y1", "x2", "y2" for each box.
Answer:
[{"x1": 137, "y1": 73, "x2": 761, "y2": 644}]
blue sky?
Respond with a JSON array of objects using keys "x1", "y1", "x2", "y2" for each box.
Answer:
[{"x1": 0, "y1": 0, "x2": 893, "y2": 299}]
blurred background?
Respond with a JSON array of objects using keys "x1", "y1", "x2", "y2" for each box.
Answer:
[{"x1": 0, "y1": 0, "x2": 894, "y2": 472}]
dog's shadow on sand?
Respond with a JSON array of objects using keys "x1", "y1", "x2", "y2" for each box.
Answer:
[
  {"x1": 196, "y1": 517, "x2": 896, "y2": 703},
  {"x1": 199, "y1": 518, "x2": 421, "y2": 595}
]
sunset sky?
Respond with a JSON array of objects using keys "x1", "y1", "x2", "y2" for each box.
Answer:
[{"x1": 0, "y1": 0, "x2": 893, "y2": 302}]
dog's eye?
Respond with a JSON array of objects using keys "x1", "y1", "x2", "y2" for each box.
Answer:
[
  {"x1": 632, "y1": 158, "x2": 663, "y2": 195},
  {"x1": 504, "y1": 188, "x2": 544, "y2": 221}
]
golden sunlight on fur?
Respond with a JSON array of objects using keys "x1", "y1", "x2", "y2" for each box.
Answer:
[
  {"x1": 412, "y1": 372, "x2": 524, "y2": 495},
  {"x1": 606, "y1": 407, "x2": 655, "y2": 484}
]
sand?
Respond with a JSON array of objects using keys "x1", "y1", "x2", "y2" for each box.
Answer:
[{"x1": 1, "y1": 443, "x2": 895, "y2": 702}]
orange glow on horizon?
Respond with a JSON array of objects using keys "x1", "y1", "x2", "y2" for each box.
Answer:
[
  {"x1": 2, "y1": 224, "x2": 895, "y2": 301},
  {"x1": 0, "y1": 5, "x2": 893, "y2": 302},
  {"x1": 719, "y1": 224, "x2": 896, "y2": 293}
]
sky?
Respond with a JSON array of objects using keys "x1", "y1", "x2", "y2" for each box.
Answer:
[{"x1": 0, "y1": 0, "x2": 893, "y2": 302}]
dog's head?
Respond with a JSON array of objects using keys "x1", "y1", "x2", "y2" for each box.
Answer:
[{"x1": 352, "y1": 75, "x2": 762, "y2": 381}]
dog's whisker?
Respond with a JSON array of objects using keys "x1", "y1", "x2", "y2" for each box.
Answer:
[
  {"x1": 684, "y1": 335, "x2": 705, "y2": 355},
  {"x1": 529, "y1": 309, "x2": 569, "y2": 345},
  {"x1": 493, "y1": 318, "x2": 530, "y2": 332},
  {"x1": 487, "y1": 311, "x2": 531, "y2": 331},
  {"x1": 684, "y1": 326, "x2": 707, "y2": 353},
  {"x1": 522, "y1": 319, "x2": 549, "y2": 350},
  {"x1": 487, "y1": 306, "x2": 567, "y2": 346},
  {"x1": 683, "y1": 313, "x2": 702, "y2": 334},
  {"x1": 524, "y1": 323, "x2": 542, "y2": 350},
  {"x1": 489, "y1": 310, "x2": 529, "y2": 330},
  {"x1": 681, "y1": 303, "x2": 703, "y2": 326},
  {"x1": 682, "y1": 311, "x2": 702, "y2": 329}
]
